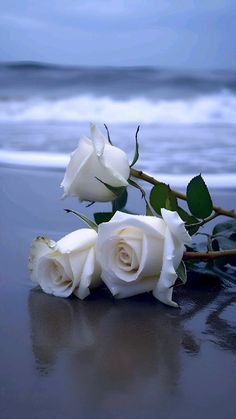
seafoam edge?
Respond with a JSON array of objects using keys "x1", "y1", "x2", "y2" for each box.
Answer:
[{"x1": 0, "y1": 149, "x2": 235, "y2": 189}]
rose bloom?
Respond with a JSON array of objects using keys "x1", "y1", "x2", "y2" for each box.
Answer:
[
  {"x1": 96, "y1": 210, "x2": 191, "y2": 307},
  {"x1": 61, "y1": 124, "x2": 130, "y2": 202},
  {"x1": 29, "y1": 229, "x2": 101, "y2": 299}
]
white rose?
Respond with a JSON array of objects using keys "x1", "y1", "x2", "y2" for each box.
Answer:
[
  {"x1": 96, "y1": 210, "x2": 191, "y2": 307},
  {"x1": 61, "y1": 124, "x2": 130, "y2": 202},
  {"x1": 28, "y1": 229, "x2": 101, "y2": 299}
]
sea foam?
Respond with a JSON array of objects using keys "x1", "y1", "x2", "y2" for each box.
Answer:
[
  {"x1": 0, "y1": 91, "x2": 236, "y2": 124},
  {"x1": 0, "y1": 149, "x2": 236, "y2": 189}
]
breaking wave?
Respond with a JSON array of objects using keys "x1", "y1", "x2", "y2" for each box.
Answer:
[{"x1": 0, "y1": 91, "x2": 236, "y2": 125}]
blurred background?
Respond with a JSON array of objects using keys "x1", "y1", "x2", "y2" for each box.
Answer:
[{"x1": 0, "y1": 0, "x2": 236, "y2": 179}]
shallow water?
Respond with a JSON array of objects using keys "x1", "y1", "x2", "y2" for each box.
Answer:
[
  {"x1": 1, "y1": 123, "x2": 236, "y2": 176},
  {"x1": 1, "y1": 63, "x2": 236, "y2": 176},
  {"x1": 1, "y1": 166, "x2": 236, "y2": 418}
]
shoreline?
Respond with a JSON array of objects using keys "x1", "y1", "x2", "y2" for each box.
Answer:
[{"x1": 1, "y1": 149, "x2": 236, "y2": 190}]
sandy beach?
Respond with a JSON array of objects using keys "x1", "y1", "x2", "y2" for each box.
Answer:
[
  {"x1": 0, "y1": 164, "x2": 236, "y2": 419},
  {"x1": 1, "y1": 2, "x2": 236, "y2": 417}
]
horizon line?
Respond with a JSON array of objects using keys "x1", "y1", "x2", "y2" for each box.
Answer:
[{"x1": 0, "y1": 60, "x2": 236, "y2": 73}]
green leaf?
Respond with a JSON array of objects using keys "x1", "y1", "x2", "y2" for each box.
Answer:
[
  {"x1": 214, "y1": 236, "x2": 236, "y2": 250},
  {"x1": 176, "y1": 261, "x2": 187, "y2": 284},
  {"x1": 212, "y1": 237, "x2": 236, "y2": 267},
  {"x1": 112, "y1": 188, "x2": 128, "y2": 212},
  {"x1": 166, "y1": 188, "x2": 178, "y2": 211},
  {"x1": 230, "y1": 233, "x2": 236, "y2": 241},
  {"x1": 178, "y1": 209, "x2": 200, "y2": 235},
  {"x1": 186, "y1": 260, "x2": 236, "y2": 284},
  {"x1": 212, "y1": 220, "x2": 236, "y2": 268},
  {"x1": 94, "y1": 212, "x2": 113, "y2": 225},
  {"x1": 176, "y1": 206, "x2": 196, "y2": 223},
  {"x1": 186, "y1": 174, "x2": 213, "y2": 219},
  {"x1": 64, "y1": 209, "x2": 98, "y2": 231},
  {"x1": 213, "y1": 220, "x2": 236, "y2": 236},
  {"x1": 176, "y1": 206, "x2": 200, "y2": 235},
  {"x1": 95, "y1": 177, "x2": 126, "y2": 197},
  {"x1": 149, "y1": 183, "x2": 177, "y2": 215},
  {"x1": 149, "y1": 183, "x2": 167, "y2": 215},
  {"x1": 130, "y1": 125, "x2": 140, "y2": 168}
]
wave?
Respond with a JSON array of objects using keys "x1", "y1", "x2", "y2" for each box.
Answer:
[
  {"x1": 1, "y1": 149, "x2": 235, "y2": 189},
  {"x1": 1, "y1": 63, "x2": 236, "y2": 101},
  {"x1": 0, "y1": 61, "x2": 59, "y2": 70},
  {"x1": 1, "y1": 61, "x2": 236, "y2": 80},
  {"x1": 0, "y1": 91, "x2": 236, "y2": 124}
]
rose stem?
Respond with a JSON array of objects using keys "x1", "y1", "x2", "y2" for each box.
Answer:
[
  {"x1": 186, "y1": 212, "x2": 220, "y2": 228},
  {"x1": 130, "y1": 168, "x2": 236, "y2": 219},
  {"x1": 183, "y1": 249, "x2": 236, "y2": 260}
]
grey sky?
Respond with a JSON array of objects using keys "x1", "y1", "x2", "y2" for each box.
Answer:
[{"x1": 0, "y1": 0, "x2": 235, "y2": 68}]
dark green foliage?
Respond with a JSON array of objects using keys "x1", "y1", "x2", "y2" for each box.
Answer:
[
  {"x1": 213, "y1": 220, "x2": 236, "y2": 236},
  {"x1": 186, "y1": 174, "x2": 213, "y2": 219},
  {"x1": 176, "y1": 261, "x2": 187, "y2": 284},
  {"x1": 212, "y1": 219, "x2": 236, "y2": 267},
  {"x1": 150, "y1": 183, "x2": 177, "y2": 215},
  {"x1": 186, "y1": 259, "x2": 236, "y2": 284},
  {"x1": 112, "y1": 188, "x2": 128, "y2": 212},
  {"x1": 94, "y1": 212, "x2": 113, "y2": 225},
  {"x1": 176, "y1": 206, "x2": 200, "y2": 235},
  {"x1": 95, "y1": 177, "x2": 127, "y2": 197},
  {"x1": 187, "y1": 218, "x2": 236, "y2": 283}
]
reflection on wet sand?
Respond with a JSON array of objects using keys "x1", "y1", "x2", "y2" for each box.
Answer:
[
  {"x1": 28, "y1": 286, "x2": 236, "y2": 416},
  {"x1": 29, "y1": 289, "x2": 183, "y2": 414},
  {"x1": 29, "y1": 289, "x2": 75, "y2": 374},
  {"x1": 206, "y1": 293, "x2": 236, "y2": 352}
]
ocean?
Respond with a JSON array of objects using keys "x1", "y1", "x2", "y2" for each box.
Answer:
[{"x1": 0, "y1": 62, "x2": 236, "y2": 183}]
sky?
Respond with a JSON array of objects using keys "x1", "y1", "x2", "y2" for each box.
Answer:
[{"x1": 0, "y1": 0, "x2": 236, "y2": 69}]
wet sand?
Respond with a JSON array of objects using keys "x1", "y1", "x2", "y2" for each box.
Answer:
[{"x1": 1, "y1": 165, "x2": 236, "y2": 419}]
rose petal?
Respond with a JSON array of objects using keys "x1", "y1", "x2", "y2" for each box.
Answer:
[
  {"x1": 61, "y1": 125, "x2": 130, "y2": 202},
  {"x1": 101, "y1": 236, "x2": 138, "y2": 282},
  {"x1": 74, "y1": 248, "x2": 101, "y2": 299},
  {"x1": 97, "y1": 211, "x2": 165, "y2": 243},
  {"x1": 90, "y1": 123, "x2": 109, "y2": 157},
  {"x1": 29, "y1": 229, "x2": 100, "y2": 299},
  {"x1": 99, "y1": 144, "x2": 130, "y2": 187},
  {"x1": 118, "y1": 232, "x2": 143, "y2": 271},
  {"x1": 153, "y1": 229, "x2": 185, "y2": 307},
  {"x1": 101, "y1": 269, "x2": 156, "y2": 298},
  {"x1": 28, "y1": 236, "x2": 56, "y2": 283},
  {"x1": 50, "y1": 252, "x2": 73, "y2": 280},
  {"x1": 37, "y1": 255, "x2": 74, "y2": 298},
  {"x1": 97, "y1": 212, "x2": 166, "y2": 286},
  {"x1": 61, "y1": 137, "x2": 93, "y2": 198},
  {"x1": 97, "y1": 211, "x2": 190, "y2": 306},
  {"x1": 137, "y1": 233, "x2": 164, "y2": 278},
  {"x1": 56, "y1": 229, "x2": 98, "y2": 254},
  {"x1": 71, "y1": 151, "x2": 116, "y2": 202},
  {"x1": 161, "y1": 208, "x2": 191, "y2": 244},
  {"x1": 68, "y1": 249, "x2": 88, "y2": 284}
]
